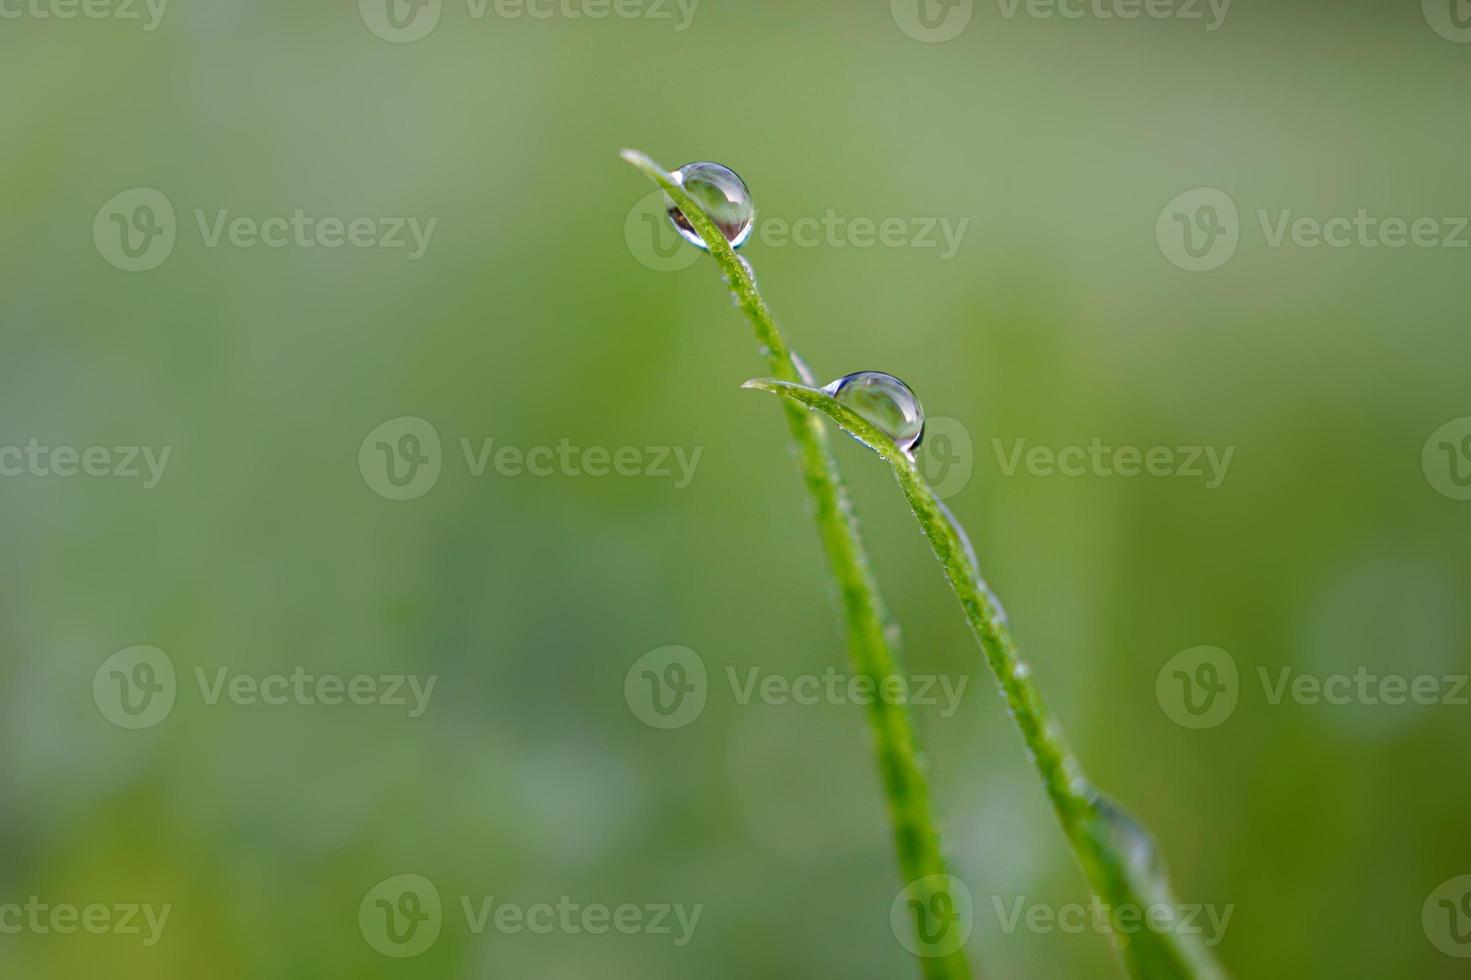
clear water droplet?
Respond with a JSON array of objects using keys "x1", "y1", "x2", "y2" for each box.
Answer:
[
  {"x1": 824, "y1": 371, "x2": 926, "y2": 456},
  {"x1": 936, "y1": 498, "x2": 1009, "y2": 627},
  {"x1": 666, "y1": 162, "x2": 754, "y2": 250},
  {"x1": 1092, "y1": 794, "x2": 1165, "y2": 884}
]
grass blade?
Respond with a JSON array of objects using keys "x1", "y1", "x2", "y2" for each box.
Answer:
[
  {"x1": 622, "y1": 150, "x2": 974, "y2": 979},
  {"x1": 743, "y1": 377, "x2": 1229, "y2": 980}
]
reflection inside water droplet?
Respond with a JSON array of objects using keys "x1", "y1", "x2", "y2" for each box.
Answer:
[
  {"x1": 824, "y1": 371, "x2": 926, "y2": 456},
  {"x1": 666, "y1": 162, "x2": 754, "y2": 250}
]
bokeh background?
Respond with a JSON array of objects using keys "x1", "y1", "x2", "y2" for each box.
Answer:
[{"x1": 3, "y1": 0, "x2": 1470, "y2": 976}]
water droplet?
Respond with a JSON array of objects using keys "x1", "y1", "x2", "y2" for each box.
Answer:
[
  {"x1": 1091, "y1": 794, "x2": 1166, "y2": 885},
  {"x1": 936, "y1": 498, "x2": 1009, "y2": 626},
  {"x1": 666, "y1": 162, "x2": 754, "y2": 250},
  {"x1": 823, "y1": 371, "x2": 925, "y2": 456}
]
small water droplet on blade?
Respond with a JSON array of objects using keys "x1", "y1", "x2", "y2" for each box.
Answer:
[
  {"x1": 1092, "y1": 794, "x2": 1166, "y2": 885},
  {"x1": 823, "y1": 371, "x2": 926, "y2": 456},
  {"x1": 666, "y1": 162, "x2": 754, "y2": 250}
]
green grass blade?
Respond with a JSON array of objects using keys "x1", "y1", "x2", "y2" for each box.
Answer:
[
  {"x1": 743, "y1": 377, "x2": 1230, "y2": 980},
  {"x1": 622, "y1": 150, "x2": 973, "y2": 980}
]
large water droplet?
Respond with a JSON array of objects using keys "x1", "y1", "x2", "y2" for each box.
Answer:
[
  {"x1": 824, "y1": 371, "x2": 926, "y2": 456},
  {"x1": 666, "y1": 162, "x2": 754, "y2": 250}
]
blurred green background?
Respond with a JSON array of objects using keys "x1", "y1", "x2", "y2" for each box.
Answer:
[{"x1": 3, "y1": 0, "x2": 1470, "y2": 976}]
